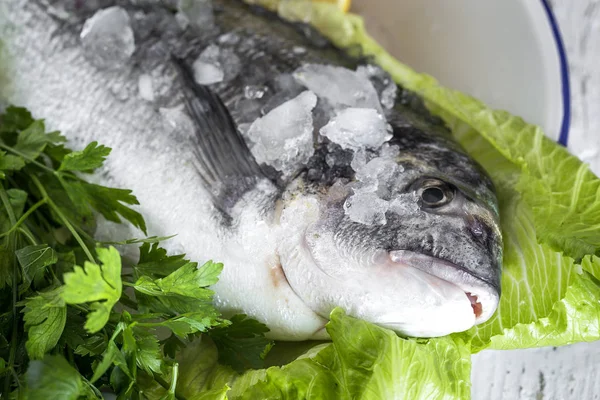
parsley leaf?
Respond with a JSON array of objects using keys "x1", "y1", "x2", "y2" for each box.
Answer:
[
  {"x1": 78, "y1": 182, "x2": 147, "y2": 234},
  {"x1": 0, "y1": 151, "x2": 25, "y2": 177},
  {"x1": 134, "y1": 261, "x2": 223, "y2": 298},
  {"x1": 13, "y1": 119, "x2": 48, "y2": 160},
  {"x1": 61, "y1": 247, "x2": 122, "y2": 333},
  {"x1": 134, "y1": 242, "x2": 188, "y2": 277},
  {"x1": 25, "y1": 355, "x2": 98, "y2": 399},
  {"x1": 16, "y1": 245, "x2": 58, "y2": 291},
  {"x1": 22, "y1": 288, "x2": 66, "y2": 359},
  {"x1": 59, "y1": 141, "x2": 111, "y2": 172},
  {"x1": 209, "y1": 314, "x2": 273, "y2": 373},
  {"x1": 0, "y1": 106, "x2": 34, "y2": 133}
]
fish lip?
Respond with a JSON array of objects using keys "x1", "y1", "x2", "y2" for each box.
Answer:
[{"x1": 388, "y1": 250, "x2": 500, "y2": 324}]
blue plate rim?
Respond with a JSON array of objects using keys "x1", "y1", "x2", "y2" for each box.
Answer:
[{"x1": 540, "y1": 0, "x2": 571, "y2": 146}]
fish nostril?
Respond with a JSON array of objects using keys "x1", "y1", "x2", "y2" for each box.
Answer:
[{"x1": 467, "y1": 216, "x2": 489, "y2": 246}]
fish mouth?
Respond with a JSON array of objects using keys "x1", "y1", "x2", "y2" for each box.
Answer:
[{"x1": 388, "y1": 250, "x2": 499, "y2": 324}]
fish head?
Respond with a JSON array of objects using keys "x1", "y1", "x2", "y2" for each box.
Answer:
[{"x1": 278, "y1": 108, "x2": 502, "y2": 338}]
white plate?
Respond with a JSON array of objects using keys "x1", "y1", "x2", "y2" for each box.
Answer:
[{"x1": 351, "y1": 0, "x2": 570, "y2": 144}]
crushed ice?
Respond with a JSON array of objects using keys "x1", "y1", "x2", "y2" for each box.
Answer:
[
  {"x1": 342, "y1": 143, "x2": 415, "y2": 226},
  {"x1": 247, "y1": 91, "x2": 317, "y2": 176},
  {"x1": 79, "y1": 5, "x2": 409, "y2": 227},
  {"x1": 320, "y1": 108, "x2": 392, "y2": 150},
  {"x1": 178, "y1": 0, "x2": 214, "y2": 30},
  {"x1": 293, "y1": 64, "x2": 383, "y2": 114},
  {"x1": 80, "y1": 6, "x2": 135, "y2": 70},
  {"x1": 193, "y1": 44, "x2": 241, "y2": 85},
  {"x1": 356, "y1": 64, "x2": 398, "y2": 110}
]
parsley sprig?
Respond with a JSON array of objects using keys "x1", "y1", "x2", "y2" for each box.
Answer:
[{"x1": 0, "y1": 106, "x2": 273, "y2": 399}]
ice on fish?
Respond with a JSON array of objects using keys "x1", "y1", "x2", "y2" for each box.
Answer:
[
  {"x1": 343, "y1": 192, "x2": 389, "y2": 226},
  {"x1": 247, "y1": 91, "x2": 317, "y2": 175},
  {"x1": 293, "y1": 46, "x2": 307, "y2": 54},
  {"x1": 193, "y1": 44, "x2": 241, "y2": 85},
  {"x1": 218, "y1": 32, "x2": 241, "y2": 46},
  {"x1": 293, "y1": 64, "x2": 383, "y2": 113},
  {"x1": 345, "y1": 144, "x2": 402, "y2": 223},
  {"x1": 244, "y1": 85, "x2": 268, "y2": 100},
  {"x1": 80, "y1": 6, "x2": 135, "y2": 70},
  {"x1": 320, "y1": 108, "x2": 392, "y2": 150},
  {"x1": 388, "y1": 193, "x2": 421, "y2": 215},
  {"x1": 219, "y1": 48, "x2": 242, "y2": 81},
  {"x1": 193, "y1": 45, "x2": 223, "y2": 84},
  {"x1": 178, "y1": 0, "x2": 214, "y2": 30},
  {"x1": 261, "y1": 75, "x2": 306, "y2": 114},
  {"x1": 356, "y1": 64, "x2": 398, "y2": 110},
  {"x1": 138, "y1": 74, "x2": 154, "y2": 101}
]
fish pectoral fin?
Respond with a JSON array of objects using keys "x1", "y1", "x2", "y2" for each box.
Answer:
[{"x1": 171, "y1": 55, "x2": 270, "y2": 215}]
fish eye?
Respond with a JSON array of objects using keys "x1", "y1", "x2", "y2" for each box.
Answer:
[{"x1": 418, "y1": 179, "x2": 454, "y2": 208}]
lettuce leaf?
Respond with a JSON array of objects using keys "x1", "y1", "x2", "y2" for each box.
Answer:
[{"x1": 166, "y1": 309, "x2": 471, "y2": 400}]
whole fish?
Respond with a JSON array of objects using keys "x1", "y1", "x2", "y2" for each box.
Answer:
[{"x1": 0, "y1": 0, "x2": 502, "y2": 339}]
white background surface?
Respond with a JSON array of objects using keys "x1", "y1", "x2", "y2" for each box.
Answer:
[{"x1": 352, "y1": 0, "x2": 600, "y2": 399}]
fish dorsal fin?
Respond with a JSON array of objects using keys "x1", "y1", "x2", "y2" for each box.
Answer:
[{"x1": 171, "y1": 56, "x2": 270, "y2": 214}]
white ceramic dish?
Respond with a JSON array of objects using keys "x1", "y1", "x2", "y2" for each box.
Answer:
[{"x1": 351, "y1": 0, "x2": 570, "y2": 144}]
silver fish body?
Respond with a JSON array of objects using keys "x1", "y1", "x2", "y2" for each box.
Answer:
[{"x1": 0, "y1": 0, "x2": 502, "y2": 339}]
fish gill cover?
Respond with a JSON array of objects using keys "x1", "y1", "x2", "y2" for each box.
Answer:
[{"x1": 0, "y1": 1, "x2": 599, "y2": 399}]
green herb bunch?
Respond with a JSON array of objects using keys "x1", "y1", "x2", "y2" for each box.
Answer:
[{"x1": 0, "y1": 106, "x2": 272, "y2": 399}]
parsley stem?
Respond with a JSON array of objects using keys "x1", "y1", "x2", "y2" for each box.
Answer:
[
  {"x1": 153, "y1": 371, "x2": 187, "y2": 400},
  {"x1": 168, "y1": 363, "x2": 179, "y2": 397},
  {"x1": 0, "y1": 198, "x2": 47, "y2": 238},
  {"x1": 29, "y1": 175, "x2": 95, "y2": 263},
  {"x1": 70, "y1": 304, "x2": 88, "y2": 313},
  {"x1": 0, "y1": 183, "x2": 19, "y2": 395},
  {"x1": 0, "y1": 143, "x2": 56, "y2": 174},
  {"x1": 17, "y1": 228, "x2": 37, "y2": 246}
]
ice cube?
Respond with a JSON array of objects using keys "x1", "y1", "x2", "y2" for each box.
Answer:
[
  {"x1": 219, "y1": 48, "x2": 242, "y2": 81},
  {"x1": 178, "y1": 0, "x2": 214, "y2": 30},
  {"x1": 138, "y1": 74, "x2": 154, "y2": 102},
  {"x1": 388, "y1": 193, "x2": 421, "y2": 215},
  {"x1": 320, "y1": 108, "x2": 392, "y2": 150},
  {"x1": 294, "y1": 64, "x2": 383, "y2": 113},
  {"x1": 80, "y1": 6, "x2": 135, "y2": 70},
  {"x1": 192, "y1": 45, "x2": 240, "y2": 85},
  {"x1": 356, "y1": 64, "x2": 398, "y2": 109},
  {"x1": 344, "y1": 193, "x2": 389, "y2": 226},
  {"x1": 247, "y1": 91, "x2": 317, "y2": 175},
  {"x1": 380, "y1": 143, "x2": 400, "y2": 159}
]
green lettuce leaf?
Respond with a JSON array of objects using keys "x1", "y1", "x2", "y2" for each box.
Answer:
[{"x1": 226, "y1": 309, "x2": 471, "y2": 400}]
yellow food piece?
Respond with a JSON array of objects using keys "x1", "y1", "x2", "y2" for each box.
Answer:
[{"x1": 312, "y1": 0, "x2": 351, "y2": 13}]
